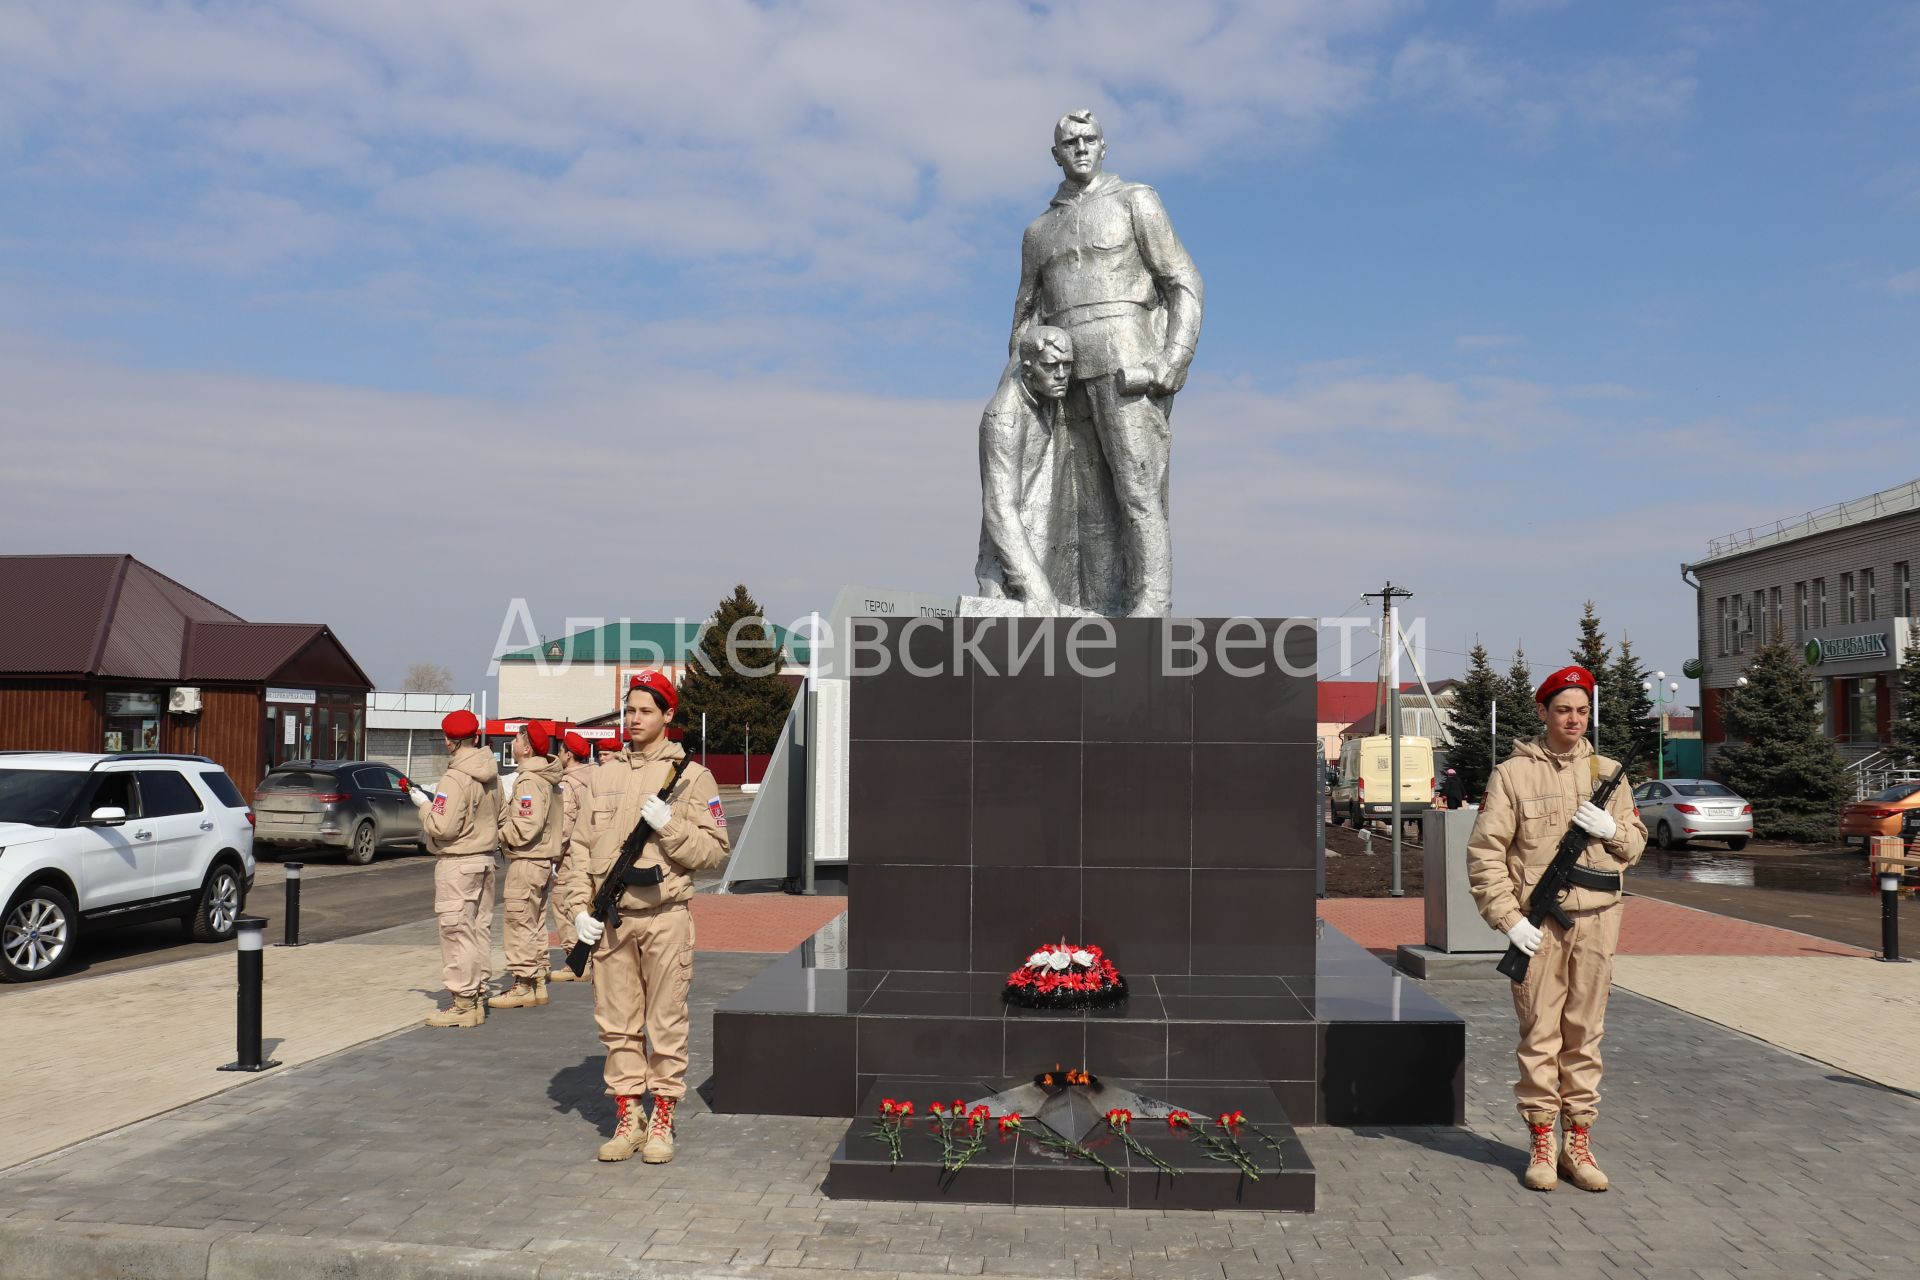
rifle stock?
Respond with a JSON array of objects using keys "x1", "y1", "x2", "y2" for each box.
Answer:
[
  {"x1": 1497, "y1": 763, "x2": 1628, "y2": 984},
  {"x1": 566, "y1": 753, "x2": 693, "y2": 976}
]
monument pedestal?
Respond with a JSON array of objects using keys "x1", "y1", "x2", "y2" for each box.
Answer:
[{"x1": 711, "y1": 619, "x2": 1465, "y2": 1211}]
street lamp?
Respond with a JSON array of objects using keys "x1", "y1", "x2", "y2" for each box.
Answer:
[{"x1": 1642, "y1": 671, "x2": 1681, "y2": 779}]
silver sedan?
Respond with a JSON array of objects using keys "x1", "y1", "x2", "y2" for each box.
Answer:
[{"x1": 1632, "y1": 778, "x2": 1753, "y2": 851}]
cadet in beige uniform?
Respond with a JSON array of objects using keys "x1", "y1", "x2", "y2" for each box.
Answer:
[
  {"x1": 1467, "y1": 665, "x2": 1647, "y2": 1192},
  {"x1": 491, "y1": 720, "x2": 565, "y2": 1009},
  {"x1": 408, "y1": 709, "x2": 502, "y2": 1029},
  {"x1": 548, "y1": 731, "x2": 596, "y2": 981},
  {"x1": 572, "y1": 671, "x2": 729, "y2": 1163}
]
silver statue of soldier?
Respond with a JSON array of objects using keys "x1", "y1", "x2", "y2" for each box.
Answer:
[
  {"x1": 1008, "y1": 108, "x2": 1202, "y2": 617},
  {"x1": 974, "y1": 326, "x2": 1076, "y2": 613}
]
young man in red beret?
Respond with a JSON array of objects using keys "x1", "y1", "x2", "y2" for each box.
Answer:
[
  {"x1": 1467, "y1": 665, "x2": 1646, "y2": 1192},
  {"x1": 408, "y1": 709, "x2": 503, "y2": 1028},
  {"x1": 549, "y1": 731, "x2": 597, "y2": 982},
  {"x1": 573, "y1": 670, "x2": 729, "y2": 1162},
  {"x1": 491, "y1": 721, "x2": 565, "y2": 1009}
]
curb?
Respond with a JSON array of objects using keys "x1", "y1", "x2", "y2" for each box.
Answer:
[{"x1": 0, "y1": 1219, "x2": 789, "y2": 1280}]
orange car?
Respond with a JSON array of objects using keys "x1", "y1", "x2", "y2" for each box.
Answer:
[{"x1": 1839, "y1": 782, "x2": 1920, "y2": 849}]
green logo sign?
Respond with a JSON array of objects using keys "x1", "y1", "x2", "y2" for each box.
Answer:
[
  {"x1": 1682, "y1": 658, "x2": 1702, "y2": 680},
  {"x1": 1805, "y1": 638, "x2": 1822, "y2": 666}
]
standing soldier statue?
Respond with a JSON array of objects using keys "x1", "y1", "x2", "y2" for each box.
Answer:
[
  {"x1": 407, "y1": 709, "x2": 502, "y2": 1029},
  {"x1": 1466, "y1": 666, "x2": 1647, "y2": 1192},
  {"x1": 573, "y1": 671, "x2": 730, "y2": 1163},
  {"x1": 1006, "y1": 108, "x2": 1202, "y2": 617}
]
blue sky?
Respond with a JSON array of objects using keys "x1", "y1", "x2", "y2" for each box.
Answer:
[{"x1": 2, "y1": 1, "x2": 1916, "y2": 701}]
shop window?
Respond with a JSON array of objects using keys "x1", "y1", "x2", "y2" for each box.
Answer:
[
  {"x1": 1770, "y1": 587, "x2": 1782, "y2": 641},
  {"x1": 1716, "y1": 597, "x2": 1728, "y2": 656},
  {"x1": 1899, "y1": 562, "x2": 1913, "y2": 617},
  {"x1": 1863, "y1": 568, "x2": 1876, "y2": 621},
  {"x1": 1840, "y1": 572, "x2": 1855, "y2": 625},
  {"x1": 1848, "y1": 678, "x2": 1880, "y2": 744},
  {"x1": 1752, "y1": 591, "x2": 1767, "y2": 646},
  {"x1": 102, "y1": 690, "x2": 163, "y2": 754},
  {"x1": 1796, "y1": 582, "x2": 1809, "y2": 634},
  {"x1": 1814, "y1": 577, "x2": 1827, "y2": 627}
]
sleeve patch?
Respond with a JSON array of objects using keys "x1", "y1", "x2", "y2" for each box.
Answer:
[
  {"x1": 707, "y1": 797, "x2": 726, "y2": 828},
  {"x1": 431, "y1": 793, "x2": 447, "y2": 815},
  {"x1": 518, "y1": 794, "x2": 534, "y2": 813}
]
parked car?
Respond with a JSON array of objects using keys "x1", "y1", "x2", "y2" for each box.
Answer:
[
  {"x1": 1839, "y1": 782, "x2": 1920, "y2": 850},
  {"x1": 1329, "y1": 734, "x2": 1434, "y2": 828},
  {"x1": 1632, "y1": 778, "x2": 1753, "y2": 851},
  {"x1": 252, "y1": 760, "x2": 423, "y2": 864},
  {"x1": 0, "y1": 752, "x2": 256, "y2": 982}
]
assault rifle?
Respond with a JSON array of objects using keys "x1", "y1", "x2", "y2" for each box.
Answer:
[
  {"x1": 1495, "y1": 762, "x2": 1629, "y2": 984},
  {"x1": 565, "y1": 753, "x2": 692, "y2": 977}
]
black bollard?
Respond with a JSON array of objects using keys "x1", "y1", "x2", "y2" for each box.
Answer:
[
  {"x1": 278, "y1": 861, "x2": 304, "y2": 948},
  {"x1": 219, "y1": 915, "x2": 282, "y2": 1072},
  {"x1": 1880, "y1": 868, "x2": 1909, "y2": 964}
]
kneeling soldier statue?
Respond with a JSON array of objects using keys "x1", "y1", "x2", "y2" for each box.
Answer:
[
  {"x1": 573, "y1": 671, "x2": 729, "y2": 1163},
  {"x1": 1467, "y1": 665, "x2": 1646, "y2": 1192}
]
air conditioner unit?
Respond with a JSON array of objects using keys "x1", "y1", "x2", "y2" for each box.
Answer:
[{"x1": 168, "y1": 686, "x2": 203, "y2": 714}]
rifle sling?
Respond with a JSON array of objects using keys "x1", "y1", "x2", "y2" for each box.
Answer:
[{"x1": 1564, "y1": 864, "x2": 1622, "y2": 893}]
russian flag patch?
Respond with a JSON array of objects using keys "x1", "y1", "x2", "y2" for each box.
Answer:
[{"x1": 708, "y1": 797, "x2": 726, "y2": 828}]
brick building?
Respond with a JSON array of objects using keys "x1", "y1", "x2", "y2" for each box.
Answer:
[
  {"x1": 0, "y1": 554, "x2": 373, "y2": 796},
  {"x1": 1684, "y1": 479, "x2": 1920, "y2": 766}
]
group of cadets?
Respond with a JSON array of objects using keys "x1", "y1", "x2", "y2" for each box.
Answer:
[{"x1": 406, "y1": 671, "x2": 729, "y2": 1164}]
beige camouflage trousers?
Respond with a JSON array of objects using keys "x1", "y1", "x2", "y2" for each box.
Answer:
[
  {"x1": 591, "y1": 901, "x2": 695, "y2": 1100},
  {"x1": 433, "y1": 854, "x2": 495, "y2": 997},
  {"x1": 1511, "y1": 900, "x2": 1623, "y2": 1126}
]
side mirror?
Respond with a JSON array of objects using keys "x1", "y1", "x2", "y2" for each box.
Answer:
[{"x1": 87, "y1": 806, "x2": 128, "y2": 826}]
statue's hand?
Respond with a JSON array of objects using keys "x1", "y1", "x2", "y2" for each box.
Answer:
[{"x1": 1149, "y1": 349, "x2": 1191, "y2": 395}]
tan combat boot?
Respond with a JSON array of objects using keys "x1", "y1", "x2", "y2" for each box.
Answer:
[
  {"x1": 551, "y1": 960, "x2": 590, "y2": 983},
  {"x1": 1522, "y1": 1120, "x2": 1558, "y2": 1191},
  {"x1": 489, "y1": 977, "x2": 542, "y2": 1009},
  {"x1": 424, "y1": 991, "x2": 484, "y2": 1029},
  {"x1": 597, "y1": 1095, "x2": 646, "y2": 1162},
  {"x1": 533, "y1": 973, "x2": 549, "y2": 1005},
  {"x1": 1559, "y1": 1117, "x2": 1609, "y2": 1192},
  {"x1": 641, "y1": 1095, "x2": 677, "y2": 1164}
]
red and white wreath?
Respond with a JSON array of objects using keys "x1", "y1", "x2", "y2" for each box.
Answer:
[{"x1": 1003, "y1": 941, "x2": 1129, "y2": 1009}]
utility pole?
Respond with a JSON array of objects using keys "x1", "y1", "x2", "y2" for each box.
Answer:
[{"x1": 1363, "y1": 582, "x2": 1415, "y2": 898}]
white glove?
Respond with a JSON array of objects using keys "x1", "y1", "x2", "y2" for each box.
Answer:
[
  {"x1": 407, "y1": 787, "x2": 431, "y2": 810},
  {"x1": 574, "y1": 913, "x2": 604, "y2": 946},
  {"x1": 1506, "y1": 919, "x2": 1543, "y2": 956},
  {"x1": 1572, "y1": 801, "x2": 1618, "y2": 842},
  {"x1": 640, "y1": 796, "x2": 673, "y2": 831}
]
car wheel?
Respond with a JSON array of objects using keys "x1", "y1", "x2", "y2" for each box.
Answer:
[
  {"x1": 1725, "y1": 837, "x2": 1748, "y2": 852},
  {"x1": 1656, "y1": 820, "x2": 1680, "y2": 851},
  {"x1": 345, "y1": 821, "x2": 377, "y2": 866},
  {"x1": 1349, "y1": 803, "x2": 1363, "y2": 830},
  {"x1": 189, "y1": 862, "x2": 244, "y2": 943},
  {"x1": 1, "y1": 885, "x2": 78, "y2": 982}
]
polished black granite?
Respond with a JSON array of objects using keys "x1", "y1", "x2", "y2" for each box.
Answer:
[
  {"x1": 711, "y1": 922, "x2": 1465, "y2": 1127},
  {"x1": 825, "y1": 1078, "x2": 1314, "y2": 1211}
]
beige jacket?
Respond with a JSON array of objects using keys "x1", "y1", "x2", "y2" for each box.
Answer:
[
  {"x1": 559, "y1": 760, "x2": 594, "y2": 860},
  {"x1": 499, "y1": 751, "x2": 565, "y2": 860},
  {"x1": 422, "y1": 745, "x2": 502, "y2": 857},
  {"x1": 1466, "y1": 735, "x2": 1647, "y2": 933},
  {"x1": 583, "y1": 738, "x2": 729, "y2": 910}
]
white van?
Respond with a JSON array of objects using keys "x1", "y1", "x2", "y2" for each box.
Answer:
[{"x1": 1330, "y1": 735, "x2": 1434, "y2": 828}]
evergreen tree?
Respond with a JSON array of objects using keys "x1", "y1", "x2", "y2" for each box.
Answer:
[
  {"x1": 675, "y1": 584, "x2": 798, "y2": 755},
  {"x1": 1446, "y1": 641, "x2": 1503, "y2": 799},
  {"x1": 1569, "y1": 600, "x2": 1611, "y2": 750},
  {"x1": 1603, "y1": 636, "x2": 1659, "y2": 772},
  {"x1": 1497, "y1": 646, "x2": 1539, "y2": 763},
  {"x1": 1890, "y1": 639, "x2": 1920, "y2": 770},
  {"x1": 1715, "y1": 642, "x2": 1851, "y2": 842}
]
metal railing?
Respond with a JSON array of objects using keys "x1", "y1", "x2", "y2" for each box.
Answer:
[
  {"x1": 1848, "y1": 749, "x2": 1920, "y2": 800},
  {"x1": 1702, "y1": 477, "x2": 1920, "y2": 562}
]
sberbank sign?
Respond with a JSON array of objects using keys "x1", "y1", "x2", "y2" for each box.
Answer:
[{"x1": 1804, "y1": 633, "x2": 1888, "y2": 665}]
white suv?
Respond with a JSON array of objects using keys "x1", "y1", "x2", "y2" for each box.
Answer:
[{"x1": 0, "y1": 752, "x2": 257, "y2": 982}]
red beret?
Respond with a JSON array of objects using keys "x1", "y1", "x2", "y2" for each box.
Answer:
[
  {"x1": 442, "y1": 708, "x2": 479, "y2": 738},
  {"x1": 1535, "y1": 666, "x2": 1595, "y2": 705},
  {"x1": 628, "y1": 669, "x2": 678, "y2": 713},
  {"x1": 562, "y1": 731, "x2": 591, "y2": 760},
  {"x1": 520, "y1": 720, "x2": 550, "y2": 755},
  {"x1": 599, "y1": 732, "x2": 624, "y2": 754}
]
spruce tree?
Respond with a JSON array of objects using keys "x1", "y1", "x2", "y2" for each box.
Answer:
[
  {"x1": 675, "y1": 584, "x2": 799, "y2": 755},
  {"x1": 1569, "y1": 600, "x2": 1611, "y2": 749},
  {"x1": 1890, "y1": 640, "x2": 1920, "y2": 770},
  {"x1": 1497, "y1": 646, "x2": 1539, "y2": 762},
  {"x1": 1715, "y1": 642, "x2": 1851, "y2": 842},
  {"x1": 1604, "y1": 636, "x2": 1659, "y2": 772},
  {"x1": 1446, "y1": 642, "x2": 1503, "y2": 799}
]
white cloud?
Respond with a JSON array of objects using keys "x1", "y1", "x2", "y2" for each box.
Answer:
[
  {"x1": 1455, "y1": 333, "x2": 1526, "y2": 351},
  {"x1": 1888, "y1": 268, "x2": 1920, "y2": 296}
]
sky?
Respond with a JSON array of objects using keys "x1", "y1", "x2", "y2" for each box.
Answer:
[{"x1": 2, "y1": 0, "x2": 1917, "y2": 704}]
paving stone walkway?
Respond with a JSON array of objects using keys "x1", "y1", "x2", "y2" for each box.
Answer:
[{"x1": 3, "y1": 937, "x2": 1917, "y2": 1279}]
